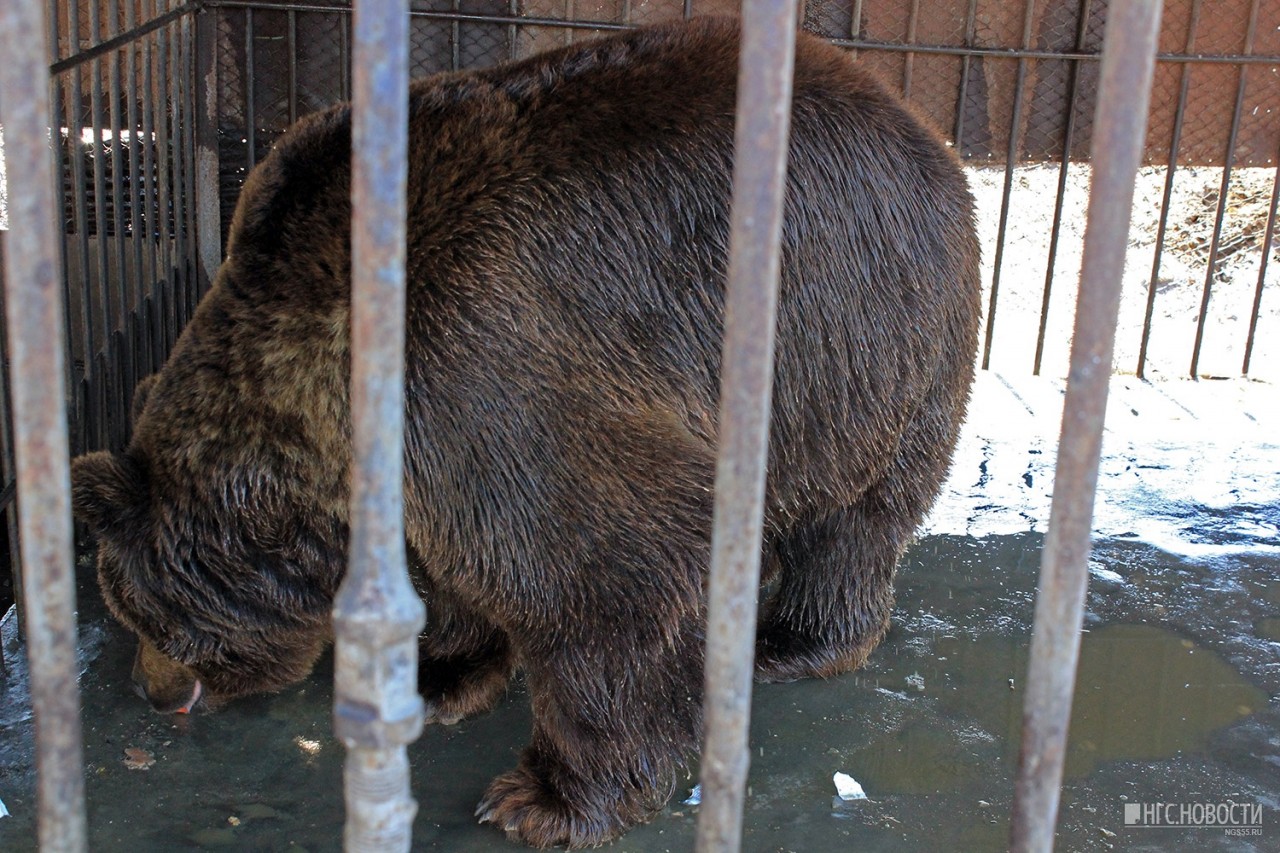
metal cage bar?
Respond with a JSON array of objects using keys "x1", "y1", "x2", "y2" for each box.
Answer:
[
  {"x1": 331, "y1": 0, "x2": 426, "y2": 850},
  {"x1": 1010, "y1": 0, "x2": 1164, "y2": 850},
  {"x1": 1136, "y1": 0, "x2": 1201, "y2": 379},
  {"x1": 1189, "y1": 0, "x2": 1261, "y2": 379},
  {"x1": 1033, "y1": 0, "x2": 1093, "y2": 376},
  {"x1": 1242, "y1": 151, "x2": 1280, "y2": 375},
  {"x1": 0, "y1": 0, "x2": 87, "y2": 848},
  {"x1": 981, "y1": 0, "x2": 1040, "y2": 371},
  {"x1": 695, "y1": 1, "x2": 798, "y2": 850}
]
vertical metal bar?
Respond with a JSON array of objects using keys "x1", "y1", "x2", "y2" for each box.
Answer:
[
  {"x1": 1242, "y1": 156, "x2": 1279, "y2": 374},
  {"x1": 508, "y1": 0, "x2": 518, "y2": 61},
  {"x1": 333, "y1": 0, "x2": 425, "y2": 850},
  {"x1": 68, "y1": 2, "x2": 96, "y2": 411},
  {"x1": 153, "y1": 0, "x2": 176, "y2": 353},
  {"x1": 1189, "y1": 0, "x2": 1260, "y2": 378},
  {"x1": 89, "y1": 0, "x2": 113, "y2": 442},
  {"x1": 1137, "y1": 0, "x2": 1200, "y2": 378},
  {"x1": 179, "y1": 2, "x2": 199, "y2": 327},
  {"x1": 953, "y1": 0, "x2": 980, "y2": 154},
  {"x1": 694, "y1": 2, "x2": 798, "y2": 851},
  {"x1": 195, "y1": 4, "x2": 223, "y2": 299},
  {"x1": 902, "y1": 0, "x2": 920, "y2": 99},
  {"x1": 848, "y1": 0, "x2": 865, "y2": 60},
  {"x1": 287, "y1": 10, "x2": 298, "y2": 125},
  {"x1": 245, "y1": 7, "x2": 257, "y2": 171},
  {"x1": 982, "y1": 0, "x2": 1038, "y2": 371},
  {"x1": 108, "y1": 0, "x2": 127, "y2": 319},
  {"x1": 1009, "y1": 2, "x2": 1163, "y2": 851},
  {"x1": 47, "y1": 1, "x2": 83, "y2": 458},
  {"x1": 0, "y1": 0, "x2": 88, "y2": 846},
  {"x1": 683, "y1": 0, "x2": 693, "y2": 21},
  {"x1": 0, "y1": 252, "x2": 22, "y2": 643},
  {"x1": 173, "y1": 2, "x2": 189, "y2": 327},
  {"x1": 139, "y1": 0, "x2": 161, "y2": 375},
  {"x1": 108, "y1": 0, "x2": 130, "y2": 450},
  {"x1": 125, "y1": 0, "x2": 146, "y2": 317},
  {"x1": 1033, "y1": 0, "x2": 1093, "y2": 375},
  {"x1": 339, "y1": 11, "x2": 349, "y2": 102},
  {"x1": 451, "y1": 0, "x2": 460, "y2": 69},
  {"x1": 168, "y1": 0, "x2": 188, "y2": 333}
]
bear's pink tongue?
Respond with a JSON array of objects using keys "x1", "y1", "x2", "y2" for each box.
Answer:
[{"x1": 176, "y1": 679, "x2": 202, "y2": 714}]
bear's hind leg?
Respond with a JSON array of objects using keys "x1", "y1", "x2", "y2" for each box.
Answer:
[
  {"x1": 477, "y1": 609, "x2": 705, "y2": 848},
  {"x1": 418, "y1": 580, "x2": 515, "y2": 725},
  {"x1": 754, "y1": 500, "x2": 905, "y2": 682},
  {"x1": 756, "y1": 395, "x2": 961, "y2": 682}
]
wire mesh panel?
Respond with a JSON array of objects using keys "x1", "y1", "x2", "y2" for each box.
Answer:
[
  {"x1": 0, "y1": 0, "x2": 204, "y2": 619},
  {"x1": 46, "y1": 0, "x2": 204, "y2": 456}
]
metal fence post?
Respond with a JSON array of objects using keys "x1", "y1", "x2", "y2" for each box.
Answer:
[
  {"x1": 1010, "y1": 1, "x2": 1164, "y2": 851},
  {"x1": 694, "y1": 3, "x2": 799, "y2": 852},
  {"x1": 331, "y1": 0, "x2": 425, "y2": 850},
  {"x1": 0, "y1": 0, "x2": 88, "y2": 849},
  {"x1": 195, "y1": 6, "x2": 224, "y2": 299}
]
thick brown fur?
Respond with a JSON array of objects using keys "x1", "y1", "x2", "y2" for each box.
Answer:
[{"x1": 71, "y1": 17, "x2": 981, "y2": 849}]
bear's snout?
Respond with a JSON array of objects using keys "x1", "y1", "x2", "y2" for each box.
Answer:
[{"x1": 131, "y1": 636, "x2": 203, "y2": 714}]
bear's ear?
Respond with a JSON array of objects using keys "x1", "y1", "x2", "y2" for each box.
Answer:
[
  {"x1": 130, "y1": 374, "x2": 160, "y2": 427},
  {"x1": 70, "y1": 451, "x2": 149, "y2": 538}
]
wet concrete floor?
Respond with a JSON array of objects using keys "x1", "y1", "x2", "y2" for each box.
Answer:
[{"x1": 0, "y1": 372, "x2": 1276, "y2": 851}]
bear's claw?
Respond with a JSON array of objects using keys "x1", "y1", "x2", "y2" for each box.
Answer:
[{"x1": 477, "y1": 766, "x2": 626, "y2": 849}]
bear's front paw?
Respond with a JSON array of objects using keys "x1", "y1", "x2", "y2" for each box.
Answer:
[{"x1": 476, "y1": 766, "x2": 627, "y2": 849}]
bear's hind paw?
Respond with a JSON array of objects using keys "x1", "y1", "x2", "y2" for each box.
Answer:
[{"x1": 477, "y1": 767, "x2": 628, "y2": 850}]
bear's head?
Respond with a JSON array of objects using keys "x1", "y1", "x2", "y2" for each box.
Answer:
[{"x1": 71, "y1": 376, "x2": 347, "y2": 713}]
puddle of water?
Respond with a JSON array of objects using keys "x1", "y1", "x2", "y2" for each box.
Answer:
[
  {"x1": 0, "y1": 529, "x2": 1275, "y2": 852},
  {"x1": 933, "y1": 623, "x2": 1265, "y2": 778}
]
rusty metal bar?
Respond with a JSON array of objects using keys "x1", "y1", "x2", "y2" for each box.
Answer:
[
  {"x1": 1033, "y1": 0, "x2": 1092, "y2": 376},
  {"x1": 982, "y1": 0, "x2": 1038, "y2": 371},
  {"x1": 168, "y1": 0, "x2": 190, "y2": 333},
  {"x1": 332, "y1": 0, "x2": 425, "y2": 849},
  {"x1": 695, "y1": 2, "x2": 798, "y2": 851},
  {"x1": 153, "y1": 0, "x2": 177, "y2": 353},
  {"x1": 1190, "y1": 0, "x2": 1260, "y2": 378},
  {"x1": 1010, "y1": 1, "x2": 1163, "y2": 851},
  {"x1": 0, "y1": 0, "x2": 88, "y2": 847},
  {"x1": 125, "y1": 0, "x2": 146, "y2": 321},
  {"x1": 178, "y1": 1, "x2": 200, "y2": 327},
  {"x1": 901, "y1": 0, "x2": 920, "y2": 99},
  {"x1": 1137, "y1": 0, "x2": 1201, "y2": 379},
  {"x1": 195, "y1": 4, "x2": 224, "y2": 297},
  {"x1": 245, "y1": 7, "x2": 257, "y2": 170},
  {"x1": 88, "y1": 1, "x2": 113, "y2": 449},
  {"x1": 1242, "y1": 154, "x2": 1279, "y2": 375},
  {"x1": 139, "y1": 0, "x2": 161, "y2": 372},
  {"x1": 952, "y1": 0, "x2": 979, "y2": 149}
]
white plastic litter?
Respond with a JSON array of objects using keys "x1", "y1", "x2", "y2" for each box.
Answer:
[
  {"x1": 0, "y1": 796, "x2": 9, "y2": 818},
  {"x1": 833, "y1": 772, "x2": 867, "y2": 801},
  {"x1": 683, "y1": 784, "x2": 702, "y2": 806}
]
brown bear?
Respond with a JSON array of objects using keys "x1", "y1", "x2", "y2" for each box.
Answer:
[{"x1": 71, "y1": 15, "x2": 980, "y2": 849}]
